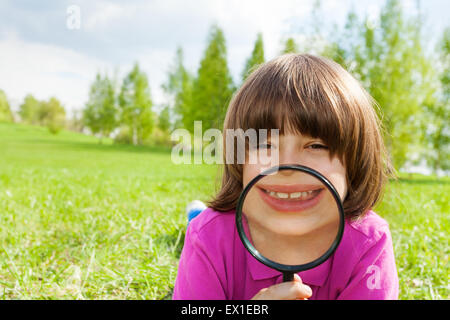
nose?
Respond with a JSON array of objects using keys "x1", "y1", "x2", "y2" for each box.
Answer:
[
  {"x1": 279, "y1": 169, "x2": 295, "y2": 176},
  {"x1": 277, "y1": 148, "x2": 306, "y2": 168}
]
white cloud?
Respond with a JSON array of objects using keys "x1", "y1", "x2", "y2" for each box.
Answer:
[
  {"x1": 0, "y1": 0, "x2": 357, "y2": 115},
  {"x1": 0, "y1": 34, "x2": 111, "y2": 112},
  {"x1": 83, "y1": 1, "x2": 138, "y2": 31},
  {"x1": 1, "y1": 0, "x2": 444, "y2": 117},
  {"x1": 0, "y1": 0, "x2": 341, "y2": 115}
]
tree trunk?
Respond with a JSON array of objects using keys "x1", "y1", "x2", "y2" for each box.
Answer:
[{"x1": 133, "y1": 127, "x2": 138, "y2": 145}]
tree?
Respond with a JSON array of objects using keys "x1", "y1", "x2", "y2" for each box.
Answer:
[
  {"x1": 19, "y1": 94, "x2": 41, "y2": 125},
  {"x1": 0, "y1": 89, "x2": 13, "y2": 122},
  {"x1": 422, "y1": 27, "x2": 450, "y2": 174},
  {"x1": 83, "y1": 72, "x2": 118, "y2": 142},
  {"x1": 161, "y1": 46, "x2": 194, "y2": 131},
  {"x1": 40, "y1": 97, "x2": 66, "y2": 134},
  {"x1": 241, "y1": 33, "x2": 265, "y2": 82},
  {"x1": 67, "y1": 109, "x2": 84, "y2": 133},
  {"x1": 296, "y1": 0, "x2": 347, "y2": 66},
  {"x1": 281, "y1": 37, "x2": 299, "y2": 54},
  {"x1": 344, "y1": 0, "x2": 436, "y2": 170},
  {"x1": 309, "y1": 0, "x2": 346, "y2": 66},
  {"x1": 119, "y1": 63, "x2": 154, "y2": 145},
  {"x1": 158, "y1": 106, "x2": 171, "y2": 133},
  {"x1": 190, "y1": 24, "x2": 235, "y2": 132},
  {"x1": 18, "y1": 94, "x2": 66, "y2": 134}
]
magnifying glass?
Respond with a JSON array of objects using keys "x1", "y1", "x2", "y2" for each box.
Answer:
[{"x1": 236, "y1": 164, "x2": 345, "y2": 282}]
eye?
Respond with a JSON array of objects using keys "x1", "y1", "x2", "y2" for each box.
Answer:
[{"x1": 308, "y1": 143, "x2": 329, "y2": 150}]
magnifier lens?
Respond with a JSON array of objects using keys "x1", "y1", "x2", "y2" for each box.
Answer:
[{"x1": 240, "y1": 168, "x2": 341, "y2": 267}]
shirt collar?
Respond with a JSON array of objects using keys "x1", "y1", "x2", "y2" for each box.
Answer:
[{"x1": 246, "y1": 246, "x2": 332, "y2": 287}]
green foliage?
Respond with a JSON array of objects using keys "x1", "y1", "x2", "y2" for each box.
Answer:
[
  {"x1": 119, "y1": 63, "x2": 154, "y2": 145},
  {"x1": 440, "y1": 28, "x2": 450, "y2": 100},
  {"x1": 113, "y1": 126, "x2": 133, "y2": 145},
  {"x1": 3, "y1": 0, "x2": 449, "y2": 171},
  {"x1": 292, "y1": 0, "x2": 447, "y2": 173},
  {"x1": 161, "y1": 47, "x2": 194, "y2": 131},
  {"x1": 147, "y1": 127, "x2": 173, "y2": 147},
  {"x1": 297, "y1": 0, "x2": 342, "y2": 62},
  {"x1": 342, "y1": 0, "x2": 437, "y2": 171},
  {"x1": 39, "y1": 97, "x2": 66, "y2": 134},
  {"x1": 0, "y1": 89, "x2": 13, "y2": 122},
  {"x1": 162, "y1": 26, "x2": 236, "y2": 135},
  {"x1": 83, "y1": 72, "x2": 118, "y2": 141},
  {"x1": 19, "y1": 94, "x2": 41, "y2": 125},
  {"x1": 281, "y1": 37, "x2": 299, "y2": 54},
  {"x1": 157, "y1": 106, "x2": 171, "y2": 133},
  {"x1": 18, "y1": 94, "x2": 66, "y2": 134},
  {"x1": 189, "y1": 25, "x2": 235, "y2": 132},
  {"x1": 421, "y1": 28, "x2": 450, "y2": 173},
  {"x1": 241, "y1": 33, "x2": 265, "y2": 82}
]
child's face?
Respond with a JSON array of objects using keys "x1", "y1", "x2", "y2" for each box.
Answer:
[
  {"x1": 241, "y1": 133, "x2": 347, "y2": 263},
  {"x1": 243, "y1": 133, "x2": 348, "y2": 198}
]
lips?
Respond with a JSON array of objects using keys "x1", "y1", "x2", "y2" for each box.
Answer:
[{"x1": 256, "y1": 183, "x2": 325, "y2": 212}]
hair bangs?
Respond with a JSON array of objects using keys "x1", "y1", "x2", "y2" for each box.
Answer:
[
  {"x1": 234, "y1": 56, "x2": 348, "y2": 160},
  {"x1": 210, "y1": 53, "x2": 393, "y2": 218}
]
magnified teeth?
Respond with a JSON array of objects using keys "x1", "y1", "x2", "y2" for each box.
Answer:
[
  {"x1": 276, "y1": 192, "x2": 289, "y2": 199},
  {"x1": 263, "y1": 188, "x2": 319, "y2": 200}
]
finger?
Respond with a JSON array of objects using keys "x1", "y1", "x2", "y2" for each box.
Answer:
[{"x1": 293, "y1": 274, "x2": 302, "y2": 283}]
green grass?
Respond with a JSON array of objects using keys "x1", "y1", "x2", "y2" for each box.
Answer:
[
  {"x1": 375, "y1": 175, "x2": 449, "y2": 299},
  {"x1": 0, "y1": 122, "x2": 218, "y2": 299},
  {"x1": 0, "y1": 122, "x2": 448, "y2": 299}
]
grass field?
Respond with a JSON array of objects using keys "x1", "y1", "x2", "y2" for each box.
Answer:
[{"x1": 0, "y1": 122, "x2": 448, "y2": 299}]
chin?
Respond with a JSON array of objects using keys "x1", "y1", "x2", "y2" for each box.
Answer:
[{"x1": 266, "y1": 222, "x2": 315, "y2": 237}]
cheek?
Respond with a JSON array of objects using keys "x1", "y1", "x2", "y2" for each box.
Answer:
[
  {"x1": 329, "y1": 173, "x2": 348, "y2": 200},
  {"x1": 242, "y1": 164, "x2": 264, "y2": 187},
  {"x1": 307, "y1": 156, "x2": 348, "y2": 200},
  {"x1": 326, "y1": 159, "x2": 348, "y2": 200}
]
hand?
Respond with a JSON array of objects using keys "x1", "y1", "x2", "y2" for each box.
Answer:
[{"x1": 251, "y1": 274, "x2": 312, "y2": 300}]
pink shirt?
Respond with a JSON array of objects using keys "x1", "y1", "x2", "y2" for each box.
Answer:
[{"x1": 173, "y1": 207, "x2": 399, "y2": 300}]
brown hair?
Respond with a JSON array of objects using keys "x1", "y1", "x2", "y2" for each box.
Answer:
[{"x1": 207, "y1": 53, "x2": 395, "y2": 219}]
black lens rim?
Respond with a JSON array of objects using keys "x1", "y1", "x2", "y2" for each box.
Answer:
[{"x1": 235, "y1": 164, "x2": 345, "y2": 273}]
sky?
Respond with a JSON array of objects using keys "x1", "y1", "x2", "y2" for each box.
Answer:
[{"x1": 0, "y1": 0, "x2": 449, "y2": 116}]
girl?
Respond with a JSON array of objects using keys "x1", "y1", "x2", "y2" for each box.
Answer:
[{"x1": 173, "y1": 53, "x2": 399, "y2": 300}]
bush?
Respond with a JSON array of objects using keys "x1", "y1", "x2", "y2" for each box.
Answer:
[
  {"x1": 114, "y1": 126, "x2": 133, "y2": 144},
  {"x1": 145, "y1": 127, "x2": 173, "y2": 147}
]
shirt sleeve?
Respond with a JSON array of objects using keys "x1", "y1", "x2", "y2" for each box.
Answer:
[
  {"x1": 337, "y1": 225, "x2": 399, "y2": 300},
  {"x1": 172, "y1": 224, "x2": 227, "y2": 300}
]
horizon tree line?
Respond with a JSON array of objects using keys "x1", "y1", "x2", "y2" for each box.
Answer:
[{"x1": 0, "y1": 0, "x2": 448, "y2": 173}]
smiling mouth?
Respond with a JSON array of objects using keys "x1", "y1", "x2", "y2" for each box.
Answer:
[
  {"x1": 256, "y1": 184, "x2": 325, "y2": 212},
  {"x1": 261, "y1": 188, "x2": 321, "y2": 201}
]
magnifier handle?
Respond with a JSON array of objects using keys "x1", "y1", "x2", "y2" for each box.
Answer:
[{"x1": 282, "y1": 272, "x2": 294, "y2": 282}]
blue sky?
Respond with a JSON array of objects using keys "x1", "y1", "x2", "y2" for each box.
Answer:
[{"x1": 0, "y1": 0, "x2": 448, "y2": 114}]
